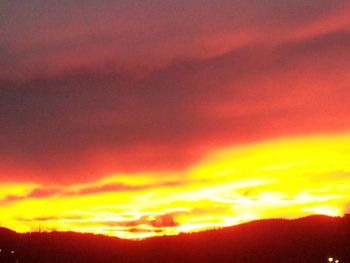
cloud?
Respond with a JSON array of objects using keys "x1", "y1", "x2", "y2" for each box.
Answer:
[
  {"x1": 23, "y1": 213, "x2": 179, "y2": 229},
  {"x1": 150, "y1": 214, "x2": 178, "y2": 228},
  {"x1": 28, "y1": 187, "x2": 61, "y2": 198},
  {"x1": 17, "y1": 216, "x2": 86, "y2": 222},
  {"x1": 102, "y1": 214, "x2": 178, "y2": 228},
  {"x1": 1, "y1": 28, "x2": 350, "y2": 184},
  {"x1": 1, "y1": 134, "x2": 350, "y2": 237},
  {"x1": 0, "y1": 179, "x2": 183, "y2": 205},
  {"x1": 69, "y1": 183, "x2": 147, "y2": 196},
  {"x1": 0, "y1": 195, "x2": 26, "y2": 205},
  {"x1": 96, "y1": 213, "x2": 179, "y2": 229},
  {"x1": 0, "y1": 187, "x2": 60, "y2": 205},
  {"x1": 1, "y1": 0, "x2": 349, "y2": 79}
]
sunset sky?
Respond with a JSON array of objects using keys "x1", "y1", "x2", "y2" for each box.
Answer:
[{"x1": 1, "y1": 0, "x2": 350, "y2": 239}]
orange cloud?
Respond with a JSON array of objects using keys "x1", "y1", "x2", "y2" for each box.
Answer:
[{"x1": 1, "y1": 133, "x2": 350, "y2": 239}]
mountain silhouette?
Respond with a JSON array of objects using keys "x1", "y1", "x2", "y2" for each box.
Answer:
[{"x1": 1, "y1": 215, "x2": 349, "y2": 263}]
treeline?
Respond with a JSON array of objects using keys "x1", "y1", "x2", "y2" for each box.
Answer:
[{"x1": 1, "y1": 215, "x2": 350, "y2": 263}]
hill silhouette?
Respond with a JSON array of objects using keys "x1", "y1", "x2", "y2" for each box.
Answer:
[{"x1": 1, "y1": 215, "x2": 350, "y2": 263}]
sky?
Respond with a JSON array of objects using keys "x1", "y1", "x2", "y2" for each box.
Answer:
[{"x1": 1, "y1": 0, "x2": 350, "y2": 239}]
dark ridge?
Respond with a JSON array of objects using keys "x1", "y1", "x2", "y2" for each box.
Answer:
[
  {"x1": 0, "y1": 227, "x2": 16, "y2": 234},
  {"x1": 0, "y1": 215, "x2": 350, "y2": 263}
]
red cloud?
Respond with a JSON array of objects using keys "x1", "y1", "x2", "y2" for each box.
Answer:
[
  {"x1": 1, "y1": 1, "x2": 350, "y2": 185},
  {"x1": 150, "y1": 214, "x2": 178, "y2": 228}
]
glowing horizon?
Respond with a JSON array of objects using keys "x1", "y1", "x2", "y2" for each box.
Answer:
[{"x1": 1, "y1": 133, "x2": 350, "y2": 239}]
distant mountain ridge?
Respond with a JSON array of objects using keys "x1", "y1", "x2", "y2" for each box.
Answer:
[{"x1": 1, "y1": 215, "x2": 349, "y2": 263}]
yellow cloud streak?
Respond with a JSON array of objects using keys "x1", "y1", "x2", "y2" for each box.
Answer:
[{"x1": 1, "y1": 133, "x2": 350, "y2": 239}]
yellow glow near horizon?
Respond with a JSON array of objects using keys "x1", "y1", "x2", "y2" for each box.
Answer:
[{"x1": 1, "y1": 133, "x2": 350, "y2": 239}]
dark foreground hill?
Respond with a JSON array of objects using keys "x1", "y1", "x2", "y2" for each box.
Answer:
[{"x1": 1, "y1": 215, "x2": 350, "y2": 263}]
